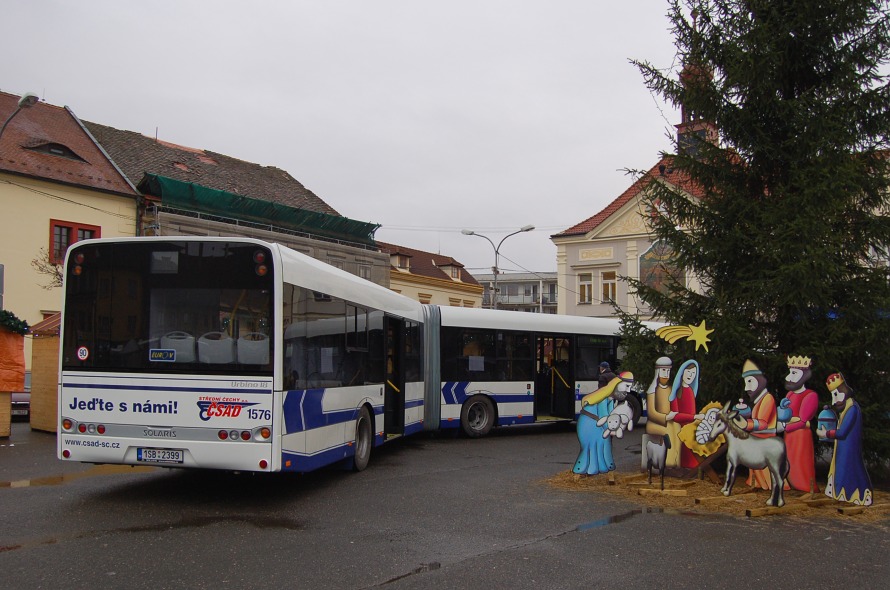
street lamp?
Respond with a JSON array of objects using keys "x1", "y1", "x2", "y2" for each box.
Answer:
[
  {"x1": 462, "y1": 224, "x2": 534, "y2": 309},
  {"x1": 0, "y1": 92, "x2": 39, "y2": 142}
]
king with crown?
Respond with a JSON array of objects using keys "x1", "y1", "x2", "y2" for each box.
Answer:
[
  {"x1": 818, "y1": 373, "x2": 873, "y2": 506},
  {"x1": 779, "y1": 355, "x2": 820, "y2": 492}
]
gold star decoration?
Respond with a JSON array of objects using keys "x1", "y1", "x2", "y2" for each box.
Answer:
[
  {"x1": 655, "y1": 320, "x2": 714, "y2": 352},
  {"x1": 687, "y1": 320, "x2": 714, "y2": 352}
]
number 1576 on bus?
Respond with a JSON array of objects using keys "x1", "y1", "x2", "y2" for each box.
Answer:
[{"x1": 247, "y1": 409, "x2": 271, "y2": 421}]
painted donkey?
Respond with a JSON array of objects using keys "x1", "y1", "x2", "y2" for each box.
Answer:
[{"x1": 707, "y1": 401, "x2": 790, "y2": 507}]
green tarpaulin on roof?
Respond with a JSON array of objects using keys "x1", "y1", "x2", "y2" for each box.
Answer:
[{"x1": 139, "y1": 173, "x2": 379, "y2": 246}]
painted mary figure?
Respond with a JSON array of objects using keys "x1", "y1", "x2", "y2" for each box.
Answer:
[{"x1": 667, "y1": 359, "x2": 702, "y2": 468}]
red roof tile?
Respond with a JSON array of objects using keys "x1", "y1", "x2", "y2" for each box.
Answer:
[
  {"x1": 0, "y1": 92, "x2": 138, "y2": 197},
  {"x1": 30, "y1": 312, "x2": 60, "y2": 336},
  {"x1": 84, "y1": 121, "x2": 340, "y2": 215},
  {"x1": 377, "y1": 241, "x2": 480, "y2": 286},
  {"x1": 552, "y1": 157, "x2": 704, "y2": 238}
]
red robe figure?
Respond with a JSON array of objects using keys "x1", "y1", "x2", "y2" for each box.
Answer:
[
  {"x1": 778, "y1": 355, "x2": 819, "y2": 492},
  {"x1": 667, "y1": 359, "x2": 704, "y2": 469}
]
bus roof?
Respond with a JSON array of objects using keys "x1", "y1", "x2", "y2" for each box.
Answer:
[
  {"x1": 437, "y1": 306, "x2": 627, "y2": 335},
  {"x1": 68, "y1": 236, "x2": 426, "y2": 323}
]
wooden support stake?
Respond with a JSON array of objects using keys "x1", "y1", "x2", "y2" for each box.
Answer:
[
  {"x1": 639, "y1": 488, "x2": 688, "y2": 497},
  {"x1": 608, "y1": 472, "x2": 616, "y2": 486},
  {"x1": 620, "y1": 473, "x2": 648, "y2": 484},
  {"x1": 626, "y1": 481, "x2": 657, "y2": 488},
  {"x1": 838, "y1": 503, "x2": 887, "y2": 516},
  {"x1": 838, "y1": 505, "x2": 867, "y2": 516},
  {"x1": 799, "y1": 497, "x2": 836, "y2": 507},
  {"x1": 745, "y1": 506, "x2": 787, "y2": 518}
]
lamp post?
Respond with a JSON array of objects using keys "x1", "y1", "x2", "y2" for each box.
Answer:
[
  {"x1": 461, "y1": 224, "x2": 534, "y2": 309},
  {"x1": 0, "y1": 92, "x2": 39, "y2": 142}
]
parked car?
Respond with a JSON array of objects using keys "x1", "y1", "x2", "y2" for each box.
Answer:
[
  {"x1": 10, "y1": 371, "x2": 31, "y2": 422},
  {"x1": 11, "y1": 391, "x2": 30, "y2": 421}
]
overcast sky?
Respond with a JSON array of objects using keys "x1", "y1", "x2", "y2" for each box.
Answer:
[{"x1": 3, "y1": 1, "x2": 682, "y2": 274}]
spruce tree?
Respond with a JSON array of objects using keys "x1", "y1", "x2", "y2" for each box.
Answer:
[{"x1": 619, "y1": 0, "x2": 890, "y2": 464}]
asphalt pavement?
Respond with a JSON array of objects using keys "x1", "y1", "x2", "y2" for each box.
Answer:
[{"x1": 2, "y1": 420, "x2": 889, "y2": 589}]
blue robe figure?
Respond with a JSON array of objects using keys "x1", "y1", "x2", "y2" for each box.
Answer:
[
  {"x1": 574, "y1": 395, "x2": 615, "y2": 475},
  {"x1": 820, "y1": 373, "x2": 873, "y2": 506},
  {"x1": 573, "y1": 372, "x2": 633, "y2": 475}
]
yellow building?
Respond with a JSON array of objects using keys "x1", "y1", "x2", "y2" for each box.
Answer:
[
  {"x1": 0, "y1": 92, "x2": 141, "y2": 372},
  {"x1": 377, "y1": 242, "x2": 483, "y2": 307},
  {"x1": 551, "y1": 96, "x2": 714, "y2": 320}
]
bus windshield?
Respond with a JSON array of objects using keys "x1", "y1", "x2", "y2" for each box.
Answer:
[{"x1": 62, "y1": 240, "x2": 274, "y2": 375}]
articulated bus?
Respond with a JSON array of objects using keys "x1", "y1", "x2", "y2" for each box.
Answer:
[{"x1": 58, "y1": 237, "x2": 627, "y2": 474}]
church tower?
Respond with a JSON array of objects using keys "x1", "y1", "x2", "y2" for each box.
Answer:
[{"x1": 674, "y1": 11, "x2": 718, "y2": 156}]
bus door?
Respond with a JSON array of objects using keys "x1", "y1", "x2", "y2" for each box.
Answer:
[
  {"x1": 383, "y1": 316, "x2": 406, "y2": 438},
  {"x1": 534, "y1": 335, "x2": 574, "y2": 419}
]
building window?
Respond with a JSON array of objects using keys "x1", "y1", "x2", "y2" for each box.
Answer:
[
  {"x1": 357, "y1": 264, "x2": 372, "y2": 280},
  {"x1": 26, "y1": 142, "x2": 87, "y2": 162},
  {"x1": 50, "y1": 220, "x2": 100, "y2": 263},
  {"x1": 601, "y1": 271, "x2": 617, "y2": 303},
  {"x1": 451, "y1": 267, "x2": 460, "y2": 279},
  {"x1": 579, "y1": 273, "x2": 592, "y2": 304}
]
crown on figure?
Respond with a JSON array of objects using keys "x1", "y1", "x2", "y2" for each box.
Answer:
[
  {"x1": 786, "y1": 355, "x2": 812, "y2": 369},
  {"x1": 826, "y1": 373, "x2": 845, "y2": 391}
]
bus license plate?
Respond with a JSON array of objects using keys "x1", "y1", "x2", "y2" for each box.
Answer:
[{"x1": 137, "y1": 448, "x2": 184, "y2": 464}]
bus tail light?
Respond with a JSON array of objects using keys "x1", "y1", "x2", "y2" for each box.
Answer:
[
  {"x1": 78, "y1": 424, "x2": 87, "y2": 433},
  {"x1": 62, "y1": 418, "x2": 74, "y2": 431},
  {"x1": 62, "y1": 450, "x2": 71, "y2": 458},
  {"x1": 259, "y1": 459, "x2": 268, "y2": 469},
  {"x1": 217, "y1": 428, "x2": 271, "y2": 442}
]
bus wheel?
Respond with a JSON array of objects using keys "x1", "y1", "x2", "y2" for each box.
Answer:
[
  {"x1": 353, "y1": 406, "x2": 372, "y2": 472},
  {"x1": 461, "y1": 395, "x2": 495, "y2": 438}
]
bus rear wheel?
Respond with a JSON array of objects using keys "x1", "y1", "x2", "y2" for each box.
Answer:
[
  {"x1": 353, "y1": 406, "x2": 372, "y2": 472},
  {"x1": 461, "y1": 395, "x2": 495, "y2": 438}
]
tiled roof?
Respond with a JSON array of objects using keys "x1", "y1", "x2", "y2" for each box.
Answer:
[
  {"x1": 377, "y1": 241, "x2": 480, "y2": 286},
  {"x1": 30, "y1": 312, "x2": 61, "y2": 336},
  {"x1": 0, "y1": 92, "x2": 138, "y2": 197},
  {"x1": 83, "y1": 121, "x2": 340, "y2": 216},
  {"x1": 552, "y1": 157, "x2": 704, "y2": 238}
]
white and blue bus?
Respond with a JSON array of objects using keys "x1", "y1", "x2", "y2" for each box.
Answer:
[{"x1": 58, "y1": 237, "x2": 629, "y2": 473}]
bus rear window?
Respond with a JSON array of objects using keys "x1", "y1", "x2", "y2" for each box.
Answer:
[{"x1": 62, "y1": 241, "x2": 274, "y2": 375}]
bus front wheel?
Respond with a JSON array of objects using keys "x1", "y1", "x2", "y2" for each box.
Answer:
[
  {"x1": 353, "y1": 406, "x2": 373, "y2": 472},
  {"x1": 461, "y1": 395, "x2": 495, "y2": 438}
]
